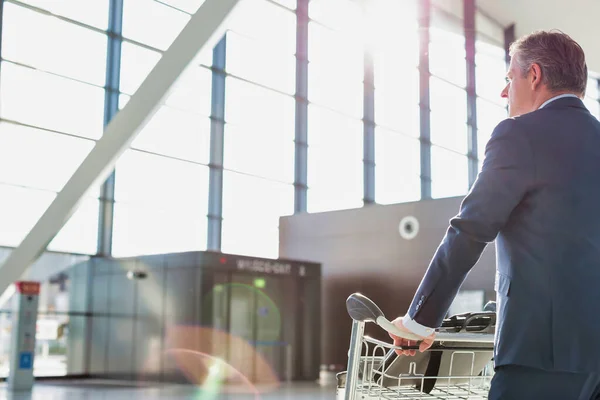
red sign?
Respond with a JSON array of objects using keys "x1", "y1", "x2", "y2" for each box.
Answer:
[{"x1": 15, "y1": 281, "x2": 40, "y2": 295}]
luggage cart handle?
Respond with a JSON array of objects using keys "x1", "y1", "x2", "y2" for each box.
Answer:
[
  {"x1": 346, "y1": 293, "x2": 423, "y2": 341},
  {"x1": 346, "y1": 293, "x2": 495, "y2": 344}
]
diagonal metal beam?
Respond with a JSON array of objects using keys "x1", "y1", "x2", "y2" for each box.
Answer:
[{"x1": 0, "y1": 0, "x2": 243, "y2": 297}]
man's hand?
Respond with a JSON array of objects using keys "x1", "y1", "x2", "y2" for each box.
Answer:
[{"x1": 389, "y1": 317, "x2": 435, "y2": 357}]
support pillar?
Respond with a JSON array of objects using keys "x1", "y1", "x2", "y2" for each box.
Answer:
[
  {"x1": 207, "y1": 37, "x2": 227, "y2": 251},
  {"x1": 363, "y1": 46, "x2": 375, "y2": 205},
  {"x1": 464, "y1": 0, "x2": 478, "y2": 186},
  {"x1": 97, "y1": 0, "x2": 124, "y2": 256},
  {"x1": 418, "y1": 0, "x2": 432, "y2": 199},
  {"x1": 294, "y1": 0, "x2": 309, "y2": 213}
]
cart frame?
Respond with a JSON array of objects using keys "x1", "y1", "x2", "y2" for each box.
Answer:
[{"x1": 338, "y1": 293, "x2": 496, "y2": 400}]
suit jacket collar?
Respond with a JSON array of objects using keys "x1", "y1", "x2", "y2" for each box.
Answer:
[{"x1": 540, "y1": 96, "x2": 588, "y2": 111}]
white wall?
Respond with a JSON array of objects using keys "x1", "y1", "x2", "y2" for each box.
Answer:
[
  {"x1": 477, "y1": 0, "x2": 600, "y2": 75},
  {"x1": 429, "y1": 0, "x2": 600, "y2": 74}
]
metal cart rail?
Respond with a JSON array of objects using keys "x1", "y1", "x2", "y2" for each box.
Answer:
[{"x1": 337, "y1": 293, "x2": 496, "y2": 400}]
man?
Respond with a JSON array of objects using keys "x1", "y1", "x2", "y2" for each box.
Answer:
[{"x1": 390, "y1": 30, "x2": 600, "y2": 399}]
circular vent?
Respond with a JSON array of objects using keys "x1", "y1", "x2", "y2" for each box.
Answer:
[{"x1": 398, "y1": 216, "x2": 419, "y2": 240}]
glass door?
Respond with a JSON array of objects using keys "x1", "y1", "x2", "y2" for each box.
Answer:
[{"x1": 202, "y1": 273, "x2": 287, "y2": 383}]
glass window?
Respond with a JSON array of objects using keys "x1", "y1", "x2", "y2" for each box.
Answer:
[
  {"x1": 586, "y1": 78, "x2": 599, "y2": 100},
  {"x1": 475, "y1": 40, "x2": 505, "y2": 59},
  {"x1": 228, "y1": 0, "x2": 297, "y2": 55},
  {"x1": 159, "y1": 0, "x2": 206, "y2": 14},
  {"x1": 365, "y1": 0, "x2": 418, "y2": 68},
  {"x1": 375, "y1": 128, "x2": 421, "y2": 205},
  {"x1": 119, "y1": 93, "x2": 131, "y2": 110},
  {"x1": 48, "y1": 197, "x2": 100, "y2": 255},
  {"x1": 224, "y1": 124, "x2": 294, "y2": 184},
  {"x1": 17, "y1": 0, "x2": 109, "y2": 30},
  {"x1": 131, "y1": 106, "x2": 211, "y2": 165},
  {"x1": 475, "y1": 9, "x2": 504, "y2": 48},
  {"x1": 192, "y1": 46, "x2": 214, "y2": 67},
  {"x1": 308, "y1": 22, "x2": 364, "y2": 118},
  {"x1": 225, "y1": 77, "x2": 295, "y2": 130},
  {"x1": 374, "y1": 56, "x2": 419, "y2": 90},
  {"x1": 374, "y1": 68, "x2": 420, "y2": 136},
  {"x1": 221, "y1": 171, "x2": 293, "y2": 258},
  {"x1": 429, "y1": 27, "x2": 466, "y2": 88},
  {"x1": 0, "y1": 62, "x2": 105, "y2": 139},
  {"x1": 430, "y1": 76, "x2": 468, "y2": 153},
  {"x1": 223, "y1": 78, "x2": 295, "y2": 182},
  {"x1": 0, "y1": 184, "x2": 54, "y2": 247},
  {"x1": 163, "y1": 66, "x2": 212, "y2": 117},
  {"x1": 272, "y1": 0, "x2": 296, "y2": 9},
  {"x1": 0, "y1": 122, "x2": 95, "y2": 192},
  {"x1": 112, "y1": 200, "x2": 207, "y2": 257},
  {"x1": 112, "y1": 151, "x2": 209, "y2": 257},
  {"x1": 307, "y1": 105, "x2": 363, "y2": 212},
  {"x1": 225, "y1": 31, "x2": 296, "y2": 94},
  {"x1": 477, "y1": 98, "x2": 507, "y2": 159},
  {"x1": 114, "y1": 150, "x2": 208, "y2": 205},
  {"x1": 2, "y1": 4, "x2": 107, "y2": 86},
  {"x1": 583, "y1": 97, "x2": 600, "y2": 120},
  {"x1": 431, "y1": 146, "x2": 469, "y2": 199},
  {"x1": 475, "y1": 51, "x2": 507, "y2": 105},
  {"x1": 122, "y1": 0, "x2": 190, "y2": 51},
  {"x1": 309, "y1": 0, "x2": 363, "y2": 33},
  {"x1": 119, "y1": 42, "x2": 162, "y2": 95}
]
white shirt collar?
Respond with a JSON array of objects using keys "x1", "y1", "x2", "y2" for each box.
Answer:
[{"x1": 538, "y1": 93, "x2": 580, "y2": 109}]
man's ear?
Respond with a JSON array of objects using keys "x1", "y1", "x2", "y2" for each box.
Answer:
[{"x1": 530, "y1": 63, "x2": 543, "y2": 90}]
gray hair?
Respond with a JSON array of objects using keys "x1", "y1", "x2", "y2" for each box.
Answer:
[{"x1": 509, "y1": 30, "x2": 587, "y2": 96}]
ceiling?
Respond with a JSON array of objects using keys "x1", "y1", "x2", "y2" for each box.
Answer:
[{"x1": 476, "y1": 0, "x2": 600, "y2": 74}]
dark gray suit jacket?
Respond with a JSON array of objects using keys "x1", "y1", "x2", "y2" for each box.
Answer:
[{"x1": 407, "y1": 97, "x2": 600, "y2": 373}]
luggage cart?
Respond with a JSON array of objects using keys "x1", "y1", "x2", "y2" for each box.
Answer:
[{"x1": 337, "y1": 293, "x2": 496, "y2": 400}]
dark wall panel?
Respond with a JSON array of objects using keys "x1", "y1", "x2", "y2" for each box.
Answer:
[
  {"x1": 107, "y1": 318, "x2": 135, "y2": 374},
  {"x1": 108, "y1": 270, "x2": 136, "y2": 316},
  {"x1": 91, "y1": 268, "x2": 110, "y2": 315},
  {"x1": 89, "y1": 316, "x2": 109, "y2": 374}
]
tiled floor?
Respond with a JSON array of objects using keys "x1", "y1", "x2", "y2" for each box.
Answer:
[{"x1": 0, "y1": 381, "x2": 337, "y2": 400}]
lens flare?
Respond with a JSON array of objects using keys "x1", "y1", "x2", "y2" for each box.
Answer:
[
  {"x1": 165, "y1": 349, "x2": 260, "y2": 400},
  {"x1": 164, "y1": 326, "x2": 281, "y2": 397},
  {"x1": 202, "y1": 283, "x2": 283, "y2": 342}
]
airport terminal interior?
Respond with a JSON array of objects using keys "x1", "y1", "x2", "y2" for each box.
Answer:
[{"x1": 0, "y1": 0, "x2": 598, "y2": 398}]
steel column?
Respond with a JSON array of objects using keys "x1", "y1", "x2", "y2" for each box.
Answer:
[
  {"x1": 0, "y1": 0, "x2": 244, "y2": 297},
  {"x1": 418, "y1": 0, "x2": 432, "y2": 199},
  {"x1": 504, "y1": 24, "x2": 515, "y2": 68},
  {"x1": 207, "y1": 37, "x2": 227, "y2": 251},
  {"x1": 363, "y1": 47, "x2": 375, "y2": 205},
  {"x1": 294, "y1": 0, "x2": 309, "y2": 213},
  {"x1": 464, "y1": 0, "x2": 478, "y2": 186},
  {"x1": 97, "y1": 0, "x2": 124, "y2": 256},
  {"x1": 503, "y1": 24, "x2": 515, "y2": 116}
]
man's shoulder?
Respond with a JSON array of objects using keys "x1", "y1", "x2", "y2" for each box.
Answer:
[
  {"x1": 490, "y1": 117, "x2": 528, "y2": 141},
  {"x1": 509, "y1": 103, "x2": 600, "y2": 134},
  {"x1": 492, "y1": 110, "x2": 556, "y2": 139}
]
